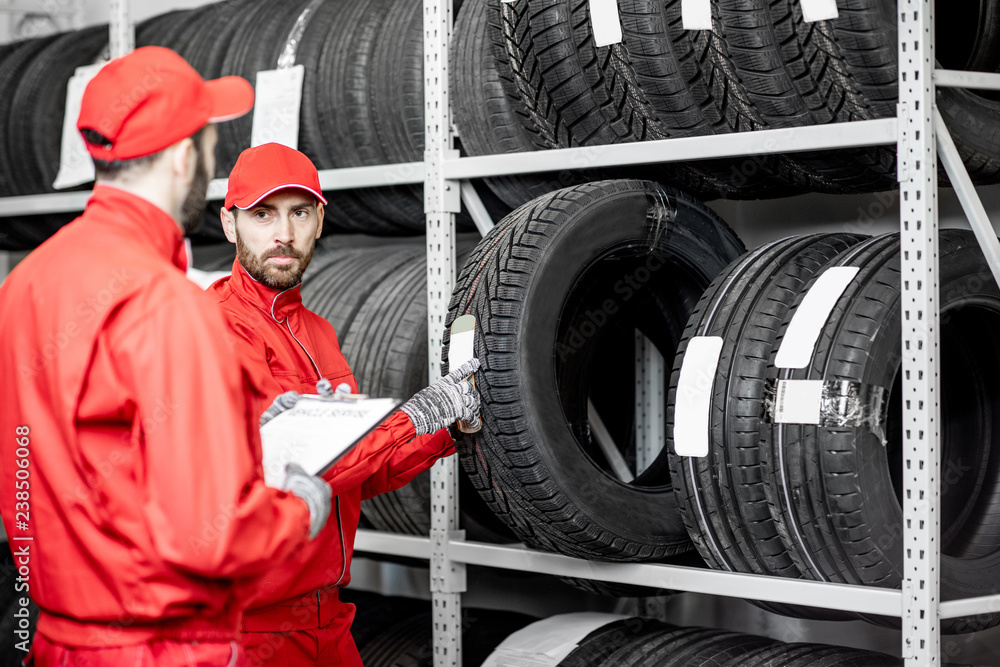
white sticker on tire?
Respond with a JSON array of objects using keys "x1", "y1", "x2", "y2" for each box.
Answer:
[
  {"x1": 673, "y1": 336, "x2": 724, "y2": 457},
  {"x1": 682, "y1": 0, "x2": 712, "y2": 30},
  {"x1": 589, "y1": 0, "x2": 623, "y2": 46},
  {"x1": 774, "y1": 266, "x2": 859, "y2": 369},
  {"x1": 774, "y1": 379, "x2": 824, "y2": 424},
  {"x1": 800, "y1": 0, "x2": 840, "y2": 23},
  {"x1": 481, "y1": 613, "x2": 628, "y2": 667}
]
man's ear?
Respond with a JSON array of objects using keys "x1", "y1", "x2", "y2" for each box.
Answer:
[
  {"x1": 315, "y1": 202, "x2": 324, "y2": 239},
  {"x1": 171, "y1": 136, "x2": 197, "y2": 185},
  {"x1": 221, "y1": 206, "x2": 238, "y2": 244}
]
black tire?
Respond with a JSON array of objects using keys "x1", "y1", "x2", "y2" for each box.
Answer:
[
  {"x1": 667, "y1": 233, "x2": 866, "y2": 621},
  {"x1": 443, "y1": 180, "x2": 745, "y2": 561},
  {"x1": 614, "y1": 0, "x2": 802, "y2": 199},
  {"x1": 0, "y1": 35, "x2": 60, "y2": 196},
  {"x1": 711, "y1": 0, "x2": 897, "y2": 194},
  {"x1": 558, "y1": 617, "x2": 671, "y2": 667},
  {"x1": 598, "y1": 626, "x2": 729, "y2": 666},
  {"x1": 730, "y1": 643, "x2": 902, "y2": 667},
  {"x1": 8, "y1": 26, "x2": 107, "y2": 196},
  {"x1": 343, "y1": 591, "x2": 429, "y2": 653},
  {"x1": 764, "y1": 230, "x2": 1000, "y2": 634},
  {"x1": 451, "y1": 0, "x2": 582, "y2": 208}
]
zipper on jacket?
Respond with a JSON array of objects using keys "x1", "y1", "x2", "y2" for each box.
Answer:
[{"x1": 270, "y1": 290, "x2": 346, "y2": 589}]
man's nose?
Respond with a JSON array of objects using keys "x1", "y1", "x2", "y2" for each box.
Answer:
[{"x1": 273, "y1": 214, "x2": 294, "y2": 244}]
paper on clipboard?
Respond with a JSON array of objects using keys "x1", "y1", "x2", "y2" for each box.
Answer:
[{"x1": 260, "y1": 394, "x2": 400, "y2": 487}]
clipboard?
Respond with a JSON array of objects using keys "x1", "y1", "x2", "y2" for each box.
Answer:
[{"x1": 259, "y1": 394, "x2": 401, "y2": 487}]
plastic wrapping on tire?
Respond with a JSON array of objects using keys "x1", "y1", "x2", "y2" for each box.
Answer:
[{"x1": 762, "y1": 378, "x2": 889, "y2": 445}]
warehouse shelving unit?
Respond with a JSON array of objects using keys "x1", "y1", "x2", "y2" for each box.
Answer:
[
  {"x1": 1, "y1": 1, "x2": 1000, "y2": 665},
  {"x1": 417, "y1": 2, "x2": 1000, "y2": 667}
]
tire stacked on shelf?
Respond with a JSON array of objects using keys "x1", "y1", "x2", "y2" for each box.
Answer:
[
  {"x1": 668, "y1": 229, "x2": 1000, "y2": 633},
  {"x1": 486, "y1": 613, "x2": 904, "y2": 666},
  {"x1": 300, "y1": 239, "x2": 516, "y2": 543},
  {"x1": 443, "y1": 179, "x2": 745, "y2": 561},
  {"x1": 450, "y1": 0, "x2": 1000, "y2": 204},
  {"x1": 352, "y1": 601, "x2": 535, "y2": 667},
  {"x1": 0, "y1": 28, "x2": 106, "y2": 250}
]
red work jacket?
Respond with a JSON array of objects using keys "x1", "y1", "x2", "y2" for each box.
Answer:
[
  {"x1": 210, "y1": 261, "x2": 453, "y2": 613},
  {"x1": 0, "y1": 186, "x2": 312, "y2": 647}
]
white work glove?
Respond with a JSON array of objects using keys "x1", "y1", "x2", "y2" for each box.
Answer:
[
  {"x1": 400, "y1": 359, "x2": 481, "y2": 436},
  {"x1": 282, "y1": 463, "x2": 332, "y2": 540},
  {"x1": 260, "y1": 391, "x2": 301, "y2": 427}
]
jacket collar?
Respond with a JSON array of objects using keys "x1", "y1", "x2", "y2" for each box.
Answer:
[
  {"x1": 228, "y1": 257, "x2": 303, "y2": 323},
  {"x1": 86, "y1": 184, "x2": 188, "y2": 271}
]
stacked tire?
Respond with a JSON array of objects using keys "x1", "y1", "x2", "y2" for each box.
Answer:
[
  {"x1": 451, "y1": 0, "x2": 1000, "y2": 205},
  {"x1": 341, "y1": 588, "x2": 536, "y2": 667},
  {"x1": 443, "y1": 179, "x2": 745, "y2": 561},
  {"x1": 667, "y1": 229, "x2": 1000, "y2": 633},
  {"x1": 486, "y1": 613, "x2": 903, "y2": 666}
]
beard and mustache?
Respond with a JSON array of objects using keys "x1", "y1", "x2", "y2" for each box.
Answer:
[
  {"x1": 236, "y1": 229, "x2": 315, "y2": 290},
  {"x1": 179, "y1": 146, "x2": 211, "y2": 235}
]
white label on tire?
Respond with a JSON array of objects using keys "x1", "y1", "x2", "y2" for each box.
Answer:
[
  {"x1": 774, "y1": 266, "x2": 859, "y2": 369},
  {"x1": 53, "y1": 62, "x2": 106, "y2": 190},
  {"x1": 481, "y1": 613, "x2": 628, "y2": 667},
  {"x1": 251, "y1": 65, "x2": 305, "y2": 149},
  {"x1": 800, "y1": 0, "x2": 839, "y2": 23},
  {"x1": 682, "y1": 0, "x2": 712, "y2": 30},
  {"x1": 774, "y1": 379, "x2": 824, "y2": 424},
  {"x1": 673, "y1": 336, "x2": 723, "y2": 457},
  {"x1": 589, "y1": 0, "x2": 623, "y2": 46}
]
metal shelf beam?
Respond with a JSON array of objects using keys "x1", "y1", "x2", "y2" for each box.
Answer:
[
  {"x1": 934, "y1": 69, "x2": 1000, "y2": 91},
  {"x1": 448, "y1": 540, "x2": 903, "y2": 617},
  {"x1": 0, "y1": 165, "x2": 427, "y2": 218},
  {"x1": 355, "y1": 529, "x2": 432, "y2": 560},
  {"x1": 443, "y1": 119, "x2": 897, "y2": 180},
  {"x1": 939, "y1": 594, "x2": 1000, "y2": 620}
]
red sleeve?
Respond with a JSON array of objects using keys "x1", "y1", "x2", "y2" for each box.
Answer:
[
  {"x1": 321, "y1": 411, "x2": 455, "y2": 500},
  {"x1": 109, "y1": 289, "x2": 311, "y2": 579}
]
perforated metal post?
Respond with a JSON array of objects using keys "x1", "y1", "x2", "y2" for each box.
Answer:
[
  {"x1": 425, "y1": 0, "x2": 465, "y2": 665},
  {"x1": 898, "y1": 0, "x2": 940, "y2": 663},
  {"x1": 108, "y1": 0, "x2": 133, "y2": 59},
  {"x1": 634, "y1": 332, "x2": 665, "y2": 474}
]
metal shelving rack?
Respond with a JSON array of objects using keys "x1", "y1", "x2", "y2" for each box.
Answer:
[{"x1": 1, "y1": 1, "x2": 1000, "y2": 665}]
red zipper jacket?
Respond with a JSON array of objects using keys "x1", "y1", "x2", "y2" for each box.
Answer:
[
  {"x1": 209, "y1": 260, "x2": 453, "y2": 611},
  {"x1": 0, "y1": 186, "x2": 312, "y2": 647}
]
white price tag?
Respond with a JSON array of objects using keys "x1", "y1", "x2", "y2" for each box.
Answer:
[
  {"x1": 53, "y1": 62, "x2": 106, "y2": 190},
  {"x1": 673, "y1": 336, "x2": 723, "y2": 457},
  {"x1": 250, "y1": 65, "x2": 305, "y2": 149},
  {"x1": 682, "y1": 0, "x2": 713, "y2": 30},
  {"x1": 800, "y1": 0, "x2": 839, "y2": 23},
  {"x1": 774, "y1": 379, "x2": 824, "y2": 425},
  {"x1": 589, "y1": 0, "x2": 623, "y2": 47},
  {"x1": 774, "y1": 266, "x2": 858, "y2": 369}
]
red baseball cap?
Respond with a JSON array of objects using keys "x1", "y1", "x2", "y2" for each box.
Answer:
[
  {"x1": 225, "y1": 143, "x2": 328, "y2": 210},
  {"x1": 77, "y1": 46, "x2": 254, "y2": 161}
]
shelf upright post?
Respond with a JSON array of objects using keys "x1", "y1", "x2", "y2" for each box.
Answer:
[
  {"x1": 108, "y1": 0, "x2": 133, "y2": 59},
  {"x1": 424, "y1": 0, "x2": 465, "y2": 666},
  {"x1": 897, "y1": 0, "x2": 941, "y2": 663}
]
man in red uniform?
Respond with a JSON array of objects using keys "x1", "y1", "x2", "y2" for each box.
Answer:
[
  {"x1": 0, "y1": 48, "x2": 333, "y2": 666},
  {"x1": 210, "y1": 142, "x2": 479, "y2": 666}
]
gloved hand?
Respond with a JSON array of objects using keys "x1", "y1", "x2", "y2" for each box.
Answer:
[
  {"x1": 260, "y1": 391, "x2": 300, "y2": 427},
  {"x1": 401, "y1": 359, "x2": 481, "y2": 436},
  {"x1": 282, "y1": 463, "x2": 332, "y2": 540}
]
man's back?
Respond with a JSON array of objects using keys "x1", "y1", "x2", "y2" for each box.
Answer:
[{"x1": 0, "y1": 186, "x2": 310, "y2": 646}]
